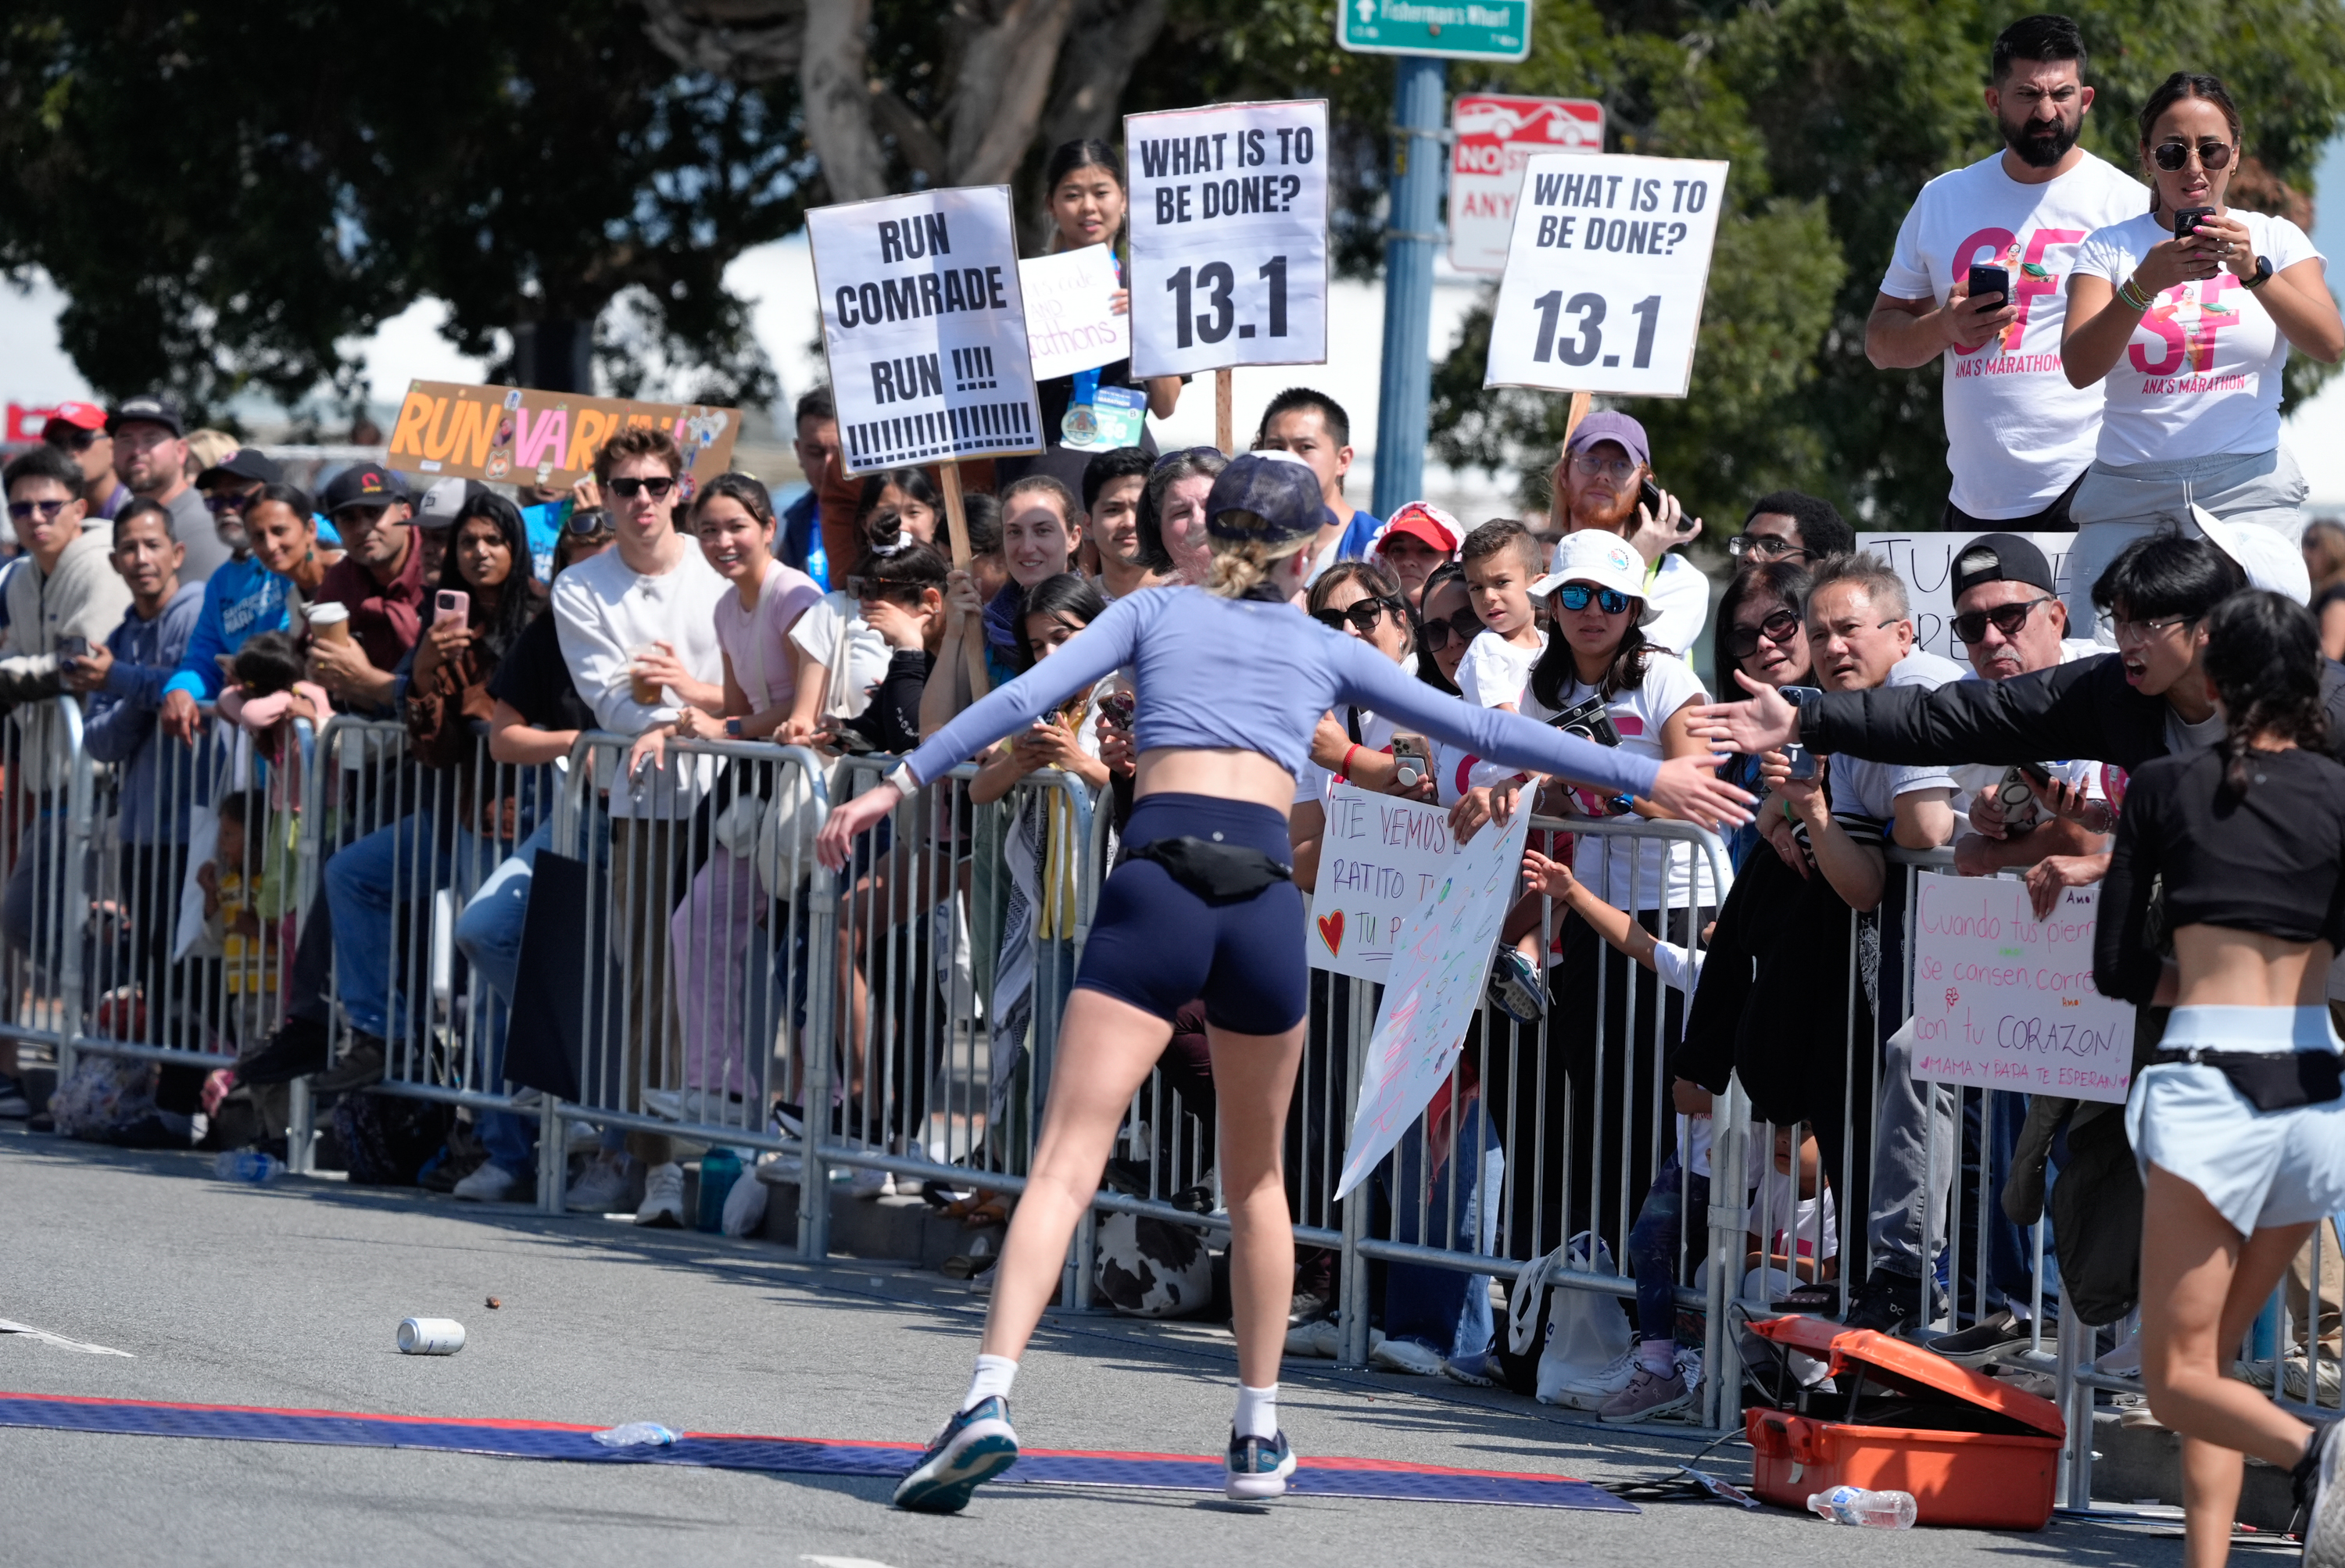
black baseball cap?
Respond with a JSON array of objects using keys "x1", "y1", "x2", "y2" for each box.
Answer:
[
  {"x1": 1951, "y1": 533, "x2": 2055, "y2": 601},
  {"x1": 195, "y1": 448, "x2": 285, "y2": 489},
  {"x1": 319, "y1": 464, "x2": 413, "y2": 515},
  {"x1": 107, "y1": 394, "x2": 185, "y2": 437},
  {"x1": 1205, "y1": 452, "x2": 1333, "y2": 547}
]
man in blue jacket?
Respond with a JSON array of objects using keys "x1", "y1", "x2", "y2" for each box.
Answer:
[
  {"x1": 66, "y1": 502, "x2": 206, "y2": 1145},
  {"x1": 156, "y1": 455, "x2": 295, "y2": 743}
]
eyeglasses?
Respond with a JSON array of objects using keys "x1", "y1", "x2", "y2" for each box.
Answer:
[
  {"x1": 1416, "y1": 606, "x2": 1485, "y2": 653},
  {"x1": 1312, "y1": 596, "x2": 1402, "y2": 635},
  {"x1": 2153, "y1": 138, "x2": 2233, "y2": 172},
  {"x1": 45, "y1": 428, "x2": 97, "y2": 454},
  {"x1": 6, "y1": 499, "x2": 70, "y2": 522},
  {"x1": 1951, "y1": 596, "x2": 2054, "y2": 645},
  {"x1": 2103, "y1": 611, "x2": 2195, "y2": 645},
  {"x1": 1724, "y1": 607, "x2": 1804, "y2": 660},
  {"x1": 1814, "y1": 616, "x2": 1902, "y2": 643},
  {"x1": 1568, "y1": 453, "x2": 1639, "y2": 482},
  {"x1": 203, "y1": 489, "x2": 256, "y2": 515},
  {"x1": 1727, "y1": 533, "x2": 1810, "y2": 561},
  {"x1": 607, "y1": 475, "x2": 676, "y2": 500},
  {"x1": 564, "y1": 505, "x2": 613, "y2": 537},
  {"x1": 1552, "y1": 583, "x2": 1632, "y2": 615}
]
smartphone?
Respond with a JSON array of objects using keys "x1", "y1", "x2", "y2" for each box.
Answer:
[
  {"x1": 1638, "y1": 474, "x2": 1663, "y2": 514},
  {"x1": 434, "y1": 589, "x2": 469, "y2": 627},
  {"x1": 1781, "y1": 742, "x2": 1819, "y2": 782},
  {"x1": 1391, "y1": 733, "x2": 1432, "y2": 789},
  {"x1": 1966, "y1": 263, "x2": 2010, "y2": 306},
  {"x1": 53, "y1": 635, "x2": 87, "y2": 660},
  {"x1": 2015, "y1": 759, "x2": 2053, "y2": 789},
  {"x1": 2173, "y1": 206, "x2": 2216, "y2": 241}
]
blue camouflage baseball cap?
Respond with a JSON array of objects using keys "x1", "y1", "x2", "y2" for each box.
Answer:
[{"x1": 1205, "y1": 451, "x2": 1334, "y2": 547}]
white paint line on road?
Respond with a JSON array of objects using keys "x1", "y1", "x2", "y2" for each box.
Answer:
[
  {"x1": 802, "y1": 1556, "x2": 898, "y2": 1568},
  {"x1": 0, "y1": 1318, "x2": 135, "y2": 1357}
]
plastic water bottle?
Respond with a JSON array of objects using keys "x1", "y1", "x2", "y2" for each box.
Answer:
[
  {"x1": 214, "y1": 1149, "x2": 285, "y2": 1184},
  {"x1": 696, "y1": 1149, "x2": 742, "y2": 1233},
  {"x1": 592, "y1": 1422, "x2": 681, "y2": 1448},
  {"x1": 1808, "y1": 1486, "x2": 1917, "y2": 1529}
]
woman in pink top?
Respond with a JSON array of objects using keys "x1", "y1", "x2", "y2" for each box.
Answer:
[{"x1": 632, "y1": 475, "x2": 822, "y2": 1114}]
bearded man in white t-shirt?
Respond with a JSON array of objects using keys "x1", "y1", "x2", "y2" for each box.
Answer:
[{"x1": 1867, "y1": 14, "x2": 2149, "y2": 531}]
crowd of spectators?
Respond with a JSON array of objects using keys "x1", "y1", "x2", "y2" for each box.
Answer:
[{"x1": 0, "y1": 16, "x2": 2339, "y2": 1457}]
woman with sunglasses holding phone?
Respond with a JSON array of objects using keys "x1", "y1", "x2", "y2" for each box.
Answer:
[
  {"x1": 1710, "y1": 561, "x2": 1814, "y2": 872},
  {"x1": 2062, "y1": 71, "x2": 2343, "y2": 631}
]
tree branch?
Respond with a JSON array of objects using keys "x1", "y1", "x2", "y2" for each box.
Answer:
[
  {"x1": 945, "y1": 0, "x2": 1083, "y2": 185},
  {"x1": 1039, "y1": 0, "x2": 1168, "y2": 152},
  {"x1": 869, "y1": 83, "x2": 948, "y2": 190},
  {"x1": 798, "y1": 0, "x2": 889, "y2": 202}
]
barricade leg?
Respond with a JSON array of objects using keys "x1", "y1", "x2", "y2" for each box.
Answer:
[
  {"x1": 800, "y1": 870, "x2": 838, "y2": 1260},
  {"x1": 2058, "y1": 1301, "x2": 2095, "y2": 1508}
]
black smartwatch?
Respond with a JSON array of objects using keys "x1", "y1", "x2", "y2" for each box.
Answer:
[
  {"x1": 724, "y1": 717, "x2": 744, "y2": 739},
  {"x1": 2243, "y1": 253, "x2": 2275, "y2": 289}
]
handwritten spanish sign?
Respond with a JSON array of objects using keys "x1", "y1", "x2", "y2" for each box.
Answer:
[
  {"x1": 1333, "y1": 805, "x2": 1531, "y2": 1199},
  {"x1": 1309, "y1": 783, "x2": 1477, "y2": 980},
  {"x1": 1906, "y1": 870, "x2": 2133, "y2": 1104},
  {"x1": 1859, "y1": 531, "x2": 2079, "y2": 665},
  {"x1": 387, "y1": 382, "x2": 739, "y2": 492}
]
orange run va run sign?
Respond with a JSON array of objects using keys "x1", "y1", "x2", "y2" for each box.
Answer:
[{"x1": 385, "y1": 380, "x2": 741, "y2": 492}]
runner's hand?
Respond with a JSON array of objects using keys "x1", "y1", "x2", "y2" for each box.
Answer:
[{"x1": 816, "y1": 783, "x2": 900, "y2": 872}]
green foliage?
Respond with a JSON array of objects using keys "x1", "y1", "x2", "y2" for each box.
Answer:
[
  {"x1": 0, "y1": 1, "x2": 809, "y2": 422},
  {"x1": 1427, "y1": 0, "x2": 2345, "y2": 529}
]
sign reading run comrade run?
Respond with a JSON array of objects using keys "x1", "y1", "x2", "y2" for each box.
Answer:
[{"x1": 808, "y1": 185, "x2": 1045, "y2": 475}]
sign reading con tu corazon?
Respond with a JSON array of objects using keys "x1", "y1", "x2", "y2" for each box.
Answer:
[
  {"x1": 386, "y1": 382, "x2": 739, "y2": 492},
  {"x1": 808, "y1": 184, "x2": 1044, "y2": 476}
]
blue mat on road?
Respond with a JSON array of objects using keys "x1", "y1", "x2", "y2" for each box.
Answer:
[{"x1": 0, "y1": 1391, "x2": 1633, "y2": 1511}]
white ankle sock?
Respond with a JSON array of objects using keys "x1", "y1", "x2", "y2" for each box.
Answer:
[
  {"x1": 1233, "y1": 1382, "x2": 1279, "y2": 1441},
  {"x1": 962, "y1": 1354, "x2": 1019, "y2": 1412},
  {"x1": 1638, "y1": 1339, "x2": 1677, "y2": 1375}
]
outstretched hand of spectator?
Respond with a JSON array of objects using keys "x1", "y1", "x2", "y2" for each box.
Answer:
[
  {"x1": 2027, "y1": 772, "x2": 2112, "y2": 835},
  {"x1": 2024, "y1": 851, "x2": 2111, "y2": 921},
  {"x1": 63, "y1": 643, "x2": 113, "y2": 693},
  {"x1": 1520, "y1": 847, "x2": 1577, "y2": 899},
  {"x1": 1687, "y1": 673, "x2": 1799, "y2": 756}
]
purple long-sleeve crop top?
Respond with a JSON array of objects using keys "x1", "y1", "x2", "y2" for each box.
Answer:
[{"x1": 900, "y1": 586, "x2": 1662, "y2": 801}]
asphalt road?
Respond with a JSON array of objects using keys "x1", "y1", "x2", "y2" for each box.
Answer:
[{"x1": 0, "y1": 1125, "x2": 2275, "y2": 1568}]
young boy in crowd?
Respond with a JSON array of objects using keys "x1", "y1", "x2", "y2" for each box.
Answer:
[
  {"x1": 198, "y1": 790, "x2": 292, "y2": 1025},
  {"x1": 1455, "y1": 519, "x2": 1548, "y2": 711}
]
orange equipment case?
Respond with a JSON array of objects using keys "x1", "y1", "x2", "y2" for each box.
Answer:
[{"x1": 1742, "y1": 1315, "x2": 2066, "y2": 1530}]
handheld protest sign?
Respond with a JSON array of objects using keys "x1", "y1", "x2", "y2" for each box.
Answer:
[
  {"x1": 936, "y1": 463, "x2": 990, "y2": 699},
  {"x1": 1484, "y1": 154, "x2": 1730, "y2": 398},
  {"x1": 808, "y1": 185, "x2": 1044, "y2": 474},
  {"x1": 386, "y1": 382, "x2": 738, "y2": 490},
  {"x1": 1124, "y1": 99, "x2": 1330, "y2": 381}
]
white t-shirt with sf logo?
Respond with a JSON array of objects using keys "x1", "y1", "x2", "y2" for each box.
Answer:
[
  {"x1": 2073, "y1": 207, "x2": 2323, "y2": 466},
  {"x1": 1880, "y1": 151, "x2": 2149, "y2": 518}
]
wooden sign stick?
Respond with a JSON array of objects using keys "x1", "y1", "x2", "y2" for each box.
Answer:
[
  {"x1": 937, "y1": 460, "x2": 991, "y2": 700},
  {"x1": 1215, "y1": 367, "x2": 1235, "y2": 454}
]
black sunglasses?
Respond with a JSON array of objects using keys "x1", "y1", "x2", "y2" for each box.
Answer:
[
  {"x1": 607, "y1": 475, "x2": 676, "y2": 499},
  {"x1": 5, "y1": 499, "x2": 70, "y2": 522},
  {"x1": 1951, "y1": 596, "x2": 2054, "y2": 646},
  {"x1": 203, "y1": 489, "x2": 256, "y2": 515},
  {"x1": 45, "y1": 428, "x2": 98, "y2": 454},
  {"x1": 1416, "y1": 606, "x2": 1486, "y2": 653},
  {"x1": 1312, "y1": 596, "x2": 1402, "y2": 635},
  {"x1": 1724, "y1": 607, "x2": 1803, "y2": 660},
  {"x1": 1552, "y1": 583, "x2": 1631, "y2": 615},
  {"x1": 2152, "y1": 138, "x2": 2233, "y2": 172}
]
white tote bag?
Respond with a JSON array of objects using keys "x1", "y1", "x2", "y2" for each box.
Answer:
[{"x1": 1506, "y1": 1232, "x2": 1634, "y2": 1406}]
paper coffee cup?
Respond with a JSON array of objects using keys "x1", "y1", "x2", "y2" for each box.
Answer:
[
  {"x1": 628, "y1": 643, "x2": 663, "y2": 706},
  {"x1": 310, "y1": 602, "x2": 352, "y2": 645},
  {"x1": 396, "y1": 1316, "x2": 466, "y2": 1355}
]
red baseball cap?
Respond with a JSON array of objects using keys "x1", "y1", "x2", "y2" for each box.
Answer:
[
  {"x1": 40, "y1": 401, "x2": 108, "y2": 440},
  {"x1": 1372, "y1": 501, "x2": 1463, "y2": 559}
]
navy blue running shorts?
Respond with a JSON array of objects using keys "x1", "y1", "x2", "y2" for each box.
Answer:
[{"x1": 1075, "y1": 792, "x2": 1307, "y2": 1036}]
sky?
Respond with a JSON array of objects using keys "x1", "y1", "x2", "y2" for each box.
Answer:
[{"x1": 5, "y1": 135, "x2": 2345, "y2": 510}]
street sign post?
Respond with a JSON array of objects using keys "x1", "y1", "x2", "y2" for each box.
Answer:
[
  {"x1": 1448, "y1": 95, "x2": 1603, "y2": 275},
  {"x1": 1336, "y1": 0, "x2": 1531, "y2": 63}
]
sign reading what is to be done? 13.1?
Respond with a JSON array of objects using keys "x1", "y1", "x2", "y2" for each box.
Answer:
[
  {"x1": 1906, "y1": 871, "x2": 2134, "y2": 1105},
  {"x1": 1124, "y1": 99, "x2": 1329, "y2": 379},
  {"x1": 386, "y1": 382, "x2": 739, "y2": 490},
  {"x1": 808, "y1": 184, "x2": 1044, "y2": 475},
  {"x1": 1484, "y1": 152, "x2": 1729, "y2": 399}
]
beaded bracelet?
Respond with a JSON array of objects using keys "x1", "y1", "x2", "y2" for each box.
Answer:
[{"x1": 2117, "y1": 275, "x2": 2154, "y2": 312}]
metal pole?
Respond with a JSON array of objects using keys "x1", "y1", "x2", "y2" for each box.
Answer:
[{"x1": 1371, "y1": 55, "x2": 1447, "y2": 517}]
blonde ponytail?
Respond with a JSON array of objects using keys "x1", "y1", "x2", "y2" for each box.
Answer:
[{"x1": 1204, "y1": 528, "x2": 1312, "y2": 599}]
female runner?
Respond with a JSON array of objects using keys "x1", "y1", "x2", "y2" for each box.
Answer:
[
  {"x1": 814, "y1": 453, "x2": 1752, "y2": 1512},
  {"x1": 2094, "y1": 590, "x2": 2343, "y2": 1568}
]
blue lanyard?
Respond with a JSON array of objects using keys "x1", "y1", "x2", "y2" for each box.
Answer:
[{"x1": 1069, "y1": 250, "x2": 1124, "y2": 407}]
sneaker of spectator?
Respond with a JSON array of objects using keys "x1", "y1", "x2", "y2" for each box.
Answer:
[
  {"x1": 1924, "y1": 1306, "x2": 2035, "y2": 1369},
  {"x1": 565, "y1": 1151, "x2": 638, "y2": 1214},
  {"x1": 0, "y1": 1076, "x2": 28, "y2": 1119},
  {"x1": 452, "y1": 1162, "x2": 525, "y2": 1203},
  {"x1": 1440, "y1": 1351, "x2": 1500, "y2": 1387},
  {"x1": 1553, "y1": 1345, "x2": 1641, "y2": 1409},
  {"x1": 1598, "y1": 1363, "x2": 1695, "y2": 1424},
  {"x1": 1368, "y1": 1337, "x2": 1445, "y2": 1376},
  {"x1": 635, "y1": 1161, "x2": 688, "y2": 1227},
  {"x1": 234, "y1": 1014, "x2": 331, "y2": 1086},
  {"x1": 310, "y1": 1029, "x2": 388, "y2": 1094}
]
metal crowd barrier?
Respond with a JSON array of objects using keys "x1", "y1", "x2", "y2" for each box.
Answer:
[{"x1": 10, "y1": 684, "x2": 2336, "y2": 1477}]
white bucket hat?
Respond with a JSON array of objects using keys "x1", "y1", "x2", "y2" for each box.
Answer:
[
  {"x1": 2188, "y1": 503, "x2": 2311, "y2": 605},
  {"x1": 1532, "y1": 529, "x2": 1656, "y2": 626}
]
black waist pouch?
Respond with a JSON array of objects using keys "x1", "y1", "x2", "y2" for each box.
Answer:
[
  {"x1": 2152, "y1": 1047, "x2": 2344, "y2": 1112},
  {"x1": 1124, "y1": 836, "x2": 1292, "y2": 904}
]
